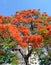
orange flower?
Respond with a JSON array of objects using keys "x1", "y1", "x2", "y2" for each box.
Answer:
[
  {"x1": 0, "y1": 9, "x2": 51, "y2": 49},
  {"x1": 44, "y1": 21, "x2": 49, "y2": 26},
  {"x1": 28, "y1": 35, "x2": 43, "y2": 48},
  {"x1": 35, "y1": 23, "x2": 40, "y2": 26},
  {"x1": 0, "y1": 15, "x2": 3, "y2": 19},
  {"x1": 28, "y1": 35, "x2": 36, "y2": 43},
  {"x1": 0, "y1": 19, "x2": 2, "y2": 23},
  {"x1": 31, "y1": 9, "x2": 37, "y2": 15},
  {"x1": 12, "y1": 18, "x2": 18, "y2": 23},
  {"x1": 47, "y1": 16, "x2": 51, "y2": 21},
  {"x1": 23, "y1": 19, "x2": 28, "y2": 23},
  {"x1": 37, "y1": 25, "x2": 44, "y2": 33},
  {"x1": 45, "y1": 24, "x2": 51, "y2": 36},
  {"x1": 22, "y1": 35, "x2": 28, "y2": 41},
  {"x1": 18, "y1": 25, "x2": 30, "y2": 35},
  {"x1": 33, "y1": 19, "x2": 43, "y2": 23},
  {"x1": 42, "y1": 13, "x2": 48, "y2": 16},
  {"x1": 20, "y1": 42, "x2": 28, "y2": 48},
  {"x1": 36, "y1": 35, "x2": 43, "y2": 45}
]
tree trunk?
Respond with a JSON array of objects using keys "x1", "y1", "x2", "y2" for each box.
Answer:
[
  {"x1": 12, "y1": 48, "x2": 33, "y2": 65},
  {"x1": 24, "y1": 58, "x2": 28, "y2": 65}
]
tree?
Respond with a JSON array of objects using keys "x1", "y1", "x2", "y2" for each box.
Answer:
[{"x1": 0, "y1": 9, "x2": 51, "y2": 65}]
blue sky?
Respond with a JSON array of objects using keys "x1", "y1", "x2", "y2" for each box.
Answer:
[{"x1": 0, "y1": 0, "x2": 51, "y2": 16}]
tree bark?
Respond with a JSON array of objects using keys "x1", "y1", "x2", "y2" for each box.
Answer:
[
  {"x1": 19, "y1": 48, "x2": 33, "y2": 65},
  {"x1": 12, "y1": 48, "x2": 33, "y2": 65}
]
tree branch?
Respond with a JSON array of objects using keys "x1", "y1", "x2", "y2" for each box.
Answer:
[
  {"x1": 26, "y1": 48, "x2": 33, "y2": 58},
  {"x1": 12, "y1": 48, "x2": 24, "y2": 57}
]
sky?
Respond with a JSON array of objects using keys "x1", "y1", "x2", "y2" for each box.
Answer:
[{"x1": 0, "y1": 0, "x2": 51, "y2": 16}]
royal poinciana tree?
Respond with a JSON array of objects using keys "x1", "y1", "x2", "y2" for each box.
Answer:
[{"x1": 0, "y1": 9, "x2": 51, "y2": 65}]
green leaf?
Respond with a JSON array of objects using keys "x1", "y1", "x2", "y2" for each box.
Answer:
[{"x1": 4, "y1": 37, "x2": 11, "y2": 43}]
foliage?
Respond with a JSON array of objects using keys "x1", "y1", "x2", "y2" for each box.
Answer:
[{"x1": 0, "y1": 9, "x2": 51, "y2": 65}]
